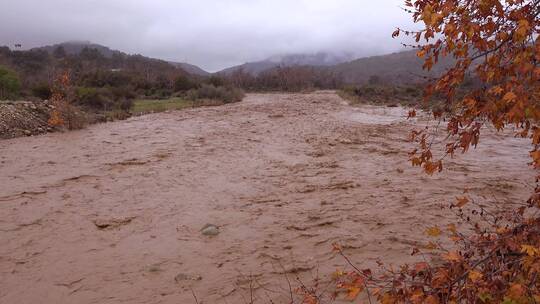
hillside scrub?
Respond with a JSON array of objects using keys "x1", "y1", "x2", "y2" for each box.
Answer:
[
  {"x1": 173, "y1": 74, "x2": 199, "y2": 92},
  {"x1": 75, "y1": 86, "x2": 134, "y2": 112},
  {"x1": 132, "y1": 98, "x2": 193, "y2": 114},
  {"x1": 226, "y1": 66, "x2": 343, "y2": 92},
  {"x1": 186, "y1": 84, "x2": 245, "y2": 104},
  {"x1": 0, "y1": 44, "x2": 247, "y2": 136},
  {"x1": 339, "y1": 76, "x2": 480, "y2": 112},
  {"x1": 0, "y1": 65, "x2": 21, "y2": 100},
  {"x1": 339, "y1": 84, "x2": 424, "y2": 107},
  {"x1": 0, "y1": 45, "x2": 197, "y2": 101},
  {"x1": 31, "y1": 83, "x2": 52, "y2": 100}
]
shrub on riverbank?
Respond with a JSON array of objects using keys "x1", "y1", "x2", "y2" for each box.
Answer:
[
  {"x1": 0, "y1": 66, "x2": 21, "y2": 100},
  {"x1": 339, "y1": 84, "x2": 423, "y2": 107},
  {"x1": 186, "y1": 84, "x2": 245, "y2": 104}
]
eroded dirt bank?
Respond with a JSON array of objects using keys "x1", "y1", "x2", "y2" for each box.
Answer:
[
  {"x1": 0, "y1": 92, "x2": 535, "y2": 303},
  {"x1": 0, "y1": 101, "x2": 54, "y2": 139}
]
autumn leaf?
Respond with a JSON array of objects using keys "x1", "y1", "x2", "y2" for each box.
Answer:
[
  {"x1": 455, "y1": 196, "x2": 469, "y2": 208},
  {"x1": 532, "y1": 128, "x2": 540, "y2": 145},
  {"x1": 421, "y1": 4, "x2": 434, "y2": 25},
  {"x1": 530, "y1": 150, "x2": 540, "y2": 167},
  {"x1": 496, "y1": 226, "x2": 509, "y2": 234},
  {"x1": 432, "y1": 269, "x2": 450, "y2": 287},
  {"x1": 332, "y1": 269, "x2": 346, "y2": 279},
  {"x1": 478, "y1": 293, "x2": 493, "y2": 302},
  {"x1": 332, "y1": 243, "x2": 342, "y2": 252},
  {"x1": 425, "y1": 295, "x2": 439, "y2": 304},
  {"x1": 447, "y1": 223, "x2": 457, "y2": 234},
  {"x1": 302, "y1": 295, "x2": 318, "y2": 304},
  {"x1": 423, "y1": 57, "x2": 434, "y2": 70},
  {"x1": 507, "y1": 283, "x2": 525, "y2": 299},
  {"x1": 48, "y1": 110, "x2": 65, "y2": 127},
  {"x1": 426, "y1": 226, "x2": 442, "y2": 237},
  {"x1": 381, "y1": 293, "x2": 397, "y2": 304},
  {"x1": 424, "y1": 161, "x2": 441, "y2": 175},
  {"x1": 514, "y1": 20, "x2": 530, "y2": 42},
  {"x1": 346, "y1": 286, "x2": 362, "y2": 301},
  {"x1": 425, "y1": 242, "x2": 438, "y2": 250},
  {"x1": 463, "y1": 97, "x2": 476, "y2": 108},
  {"x1": 489, "y1": 86, "x2": 504, "y2": 96},
  {"x1": 468, "y1": 270, "x2": 483, "y2": 282},
  {"x1": 411, "y1": 289, "x2": 424, "y2": 302},
  {"x1": 502, "y1": 92, "x2": 517, "y2": 104},
  {"x1": 442, "y1": 251, "x2": 462, "y2": 262},
  {"x1": 414, "y1": 262, "x2": 429, "y2": 273},
  {"x1": 361, "y1": 269, "x2": 372, "y2": 277},
  {"x1": 521, "y1": 245, "x2": 540, "y2": 257}
]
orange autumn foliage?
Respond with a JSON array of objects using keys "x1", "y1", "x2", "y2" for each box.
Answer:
[
  {"x1": 48, "y1": 72, "x2": 71, "y2": 127},
  {"x1": 403, "y1": 0, "x2": 540, "y2": 188},
  {"x1": 47, "y1": 71, "x2": 85, "y2": 130},
  {"x1": 331, "y1": 1, "x2": 540, "y2": 303}
]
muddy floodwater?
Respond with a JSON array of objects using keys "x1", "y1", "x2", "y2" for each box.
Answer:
[{"x1": 0, "y1": 92, "x2": 535, "y2": 303}]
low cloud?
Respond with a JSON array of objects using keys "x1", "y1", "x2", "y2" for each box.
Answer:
[{"x1": 0, "y1": 0, "x2": 420, "y2": 72}]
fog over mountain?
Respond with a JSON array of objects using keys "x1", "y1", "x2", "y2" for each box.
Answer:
[
  {"x1": 219, "y1": 52, "x2": 356, "y2": 75},
  {"x1": 0, "y1": 0, "x2": 420, "y2": 72}
]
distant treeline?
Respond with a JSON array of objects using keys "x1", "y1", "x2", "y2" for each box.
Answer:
[
  {"x1": 0, "y1": 44, "x2": 462, "y2": 111},
  {"x1": 224, "y1": 66, "x2": 344, "y2": 92},
  {"x1": 0, "y1": 45, "x2": 245, "y2": 114},
  {"x1": 0, "y1": 45, "x2": 191, "y2": 100}
]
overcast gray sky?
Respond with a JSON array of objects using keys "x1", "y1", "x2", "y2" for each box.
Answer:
[{"x1": 0, "y1": 0, "x2": 418, "y2": 72}]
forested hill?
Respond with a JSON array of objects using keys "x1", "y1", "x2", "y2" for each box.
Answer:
[
  {"x1": 220, "y1": 49, "x2": 454, "y2": 85},
  {"x1": 330, "y1": 49, "x2": 455, "y2": 85},
  {"x1": 0, "y1": 42, "x2": 193, "y2": 98},
  {"x1": 34, "y1": 41, "x2": 119, "y2": 58}
]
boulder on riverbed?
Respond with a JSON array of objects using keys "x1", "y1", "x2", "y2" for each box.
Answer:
[{"x1": 200, "y1": 224, "x2": 220, "y2": 236}]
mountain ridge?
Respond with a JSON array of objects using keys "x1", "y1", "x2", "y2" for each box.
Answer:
[
  {"x1": 33, "y1": 41, "x2": 211, "y2": 76},
  {"x1": 28, "y1": 41, "x2": 451, "y2": 85},
  {"x1": 218, "y1": 52, "x2": 355, "y2": 76}
]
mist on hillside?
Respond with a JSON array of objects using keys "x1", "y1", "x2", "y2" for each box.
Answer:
[{"x1": 0, "y1": 0, "x2": 419, "y2": 72}]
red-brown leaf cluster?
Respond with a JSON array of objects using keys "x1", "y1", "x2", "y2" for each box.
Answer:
[{"x1": 332, "y1": 1, "x2": 540, "y2": 303}]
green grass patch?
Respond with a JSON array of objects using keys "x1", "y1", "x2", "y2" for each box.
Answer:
[{"x1": 132, "y1": 98, "x2": 194, "y2": 114}]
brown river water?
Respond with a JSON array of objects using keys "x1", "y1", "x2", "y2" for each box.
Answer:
[{"x1": 0, "y1": 92, "x2": 535, "y2": 303}]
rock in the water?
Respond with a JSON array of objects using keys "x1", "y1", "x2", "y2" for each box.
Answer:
[
  {"x1": 93, "y1": 216, "x2": 136, "y2": 230},
  {"x1": 339, "y1": 138, "x2": 353, "y2": 144},
  {"x1": 145, "y1": 264, "x2": 162, "y2": 273},
  {"x1": 201, "y1": 224, "x2": 220, "y2": 236},
  {"x1": 174, "y1": 273, "x2": 202, "y2": 282}
]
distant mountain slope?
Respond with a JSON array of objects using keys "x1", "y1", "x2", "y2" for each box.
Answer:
[
  {"x1": 32, "y1": 42, "x2": 454, "y2": 84},
  {"x1": 169, "y1": 61, "x2": 209, "y2": 76},
  {"x1": 34, "y1": 41, "x2": 209, "y2": 77},
  {"x1": 218, "y1": 50, "x2": 453, "y2": 85},
  {"x1": 331, "y1": 49, "x2": 454, "y2": 85},
  {"x1": 219, "y1": 52, "x2": 353, "y2": 75},
  {"x1": 219, "y1": 60, "x2": 280, "y2": 76},
  {"x1": 274, "y1": 52, "x2": 353, "y2": 66},
  {"x1": 35, "y1": 41, "x2": 119, "y2": 58}
]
